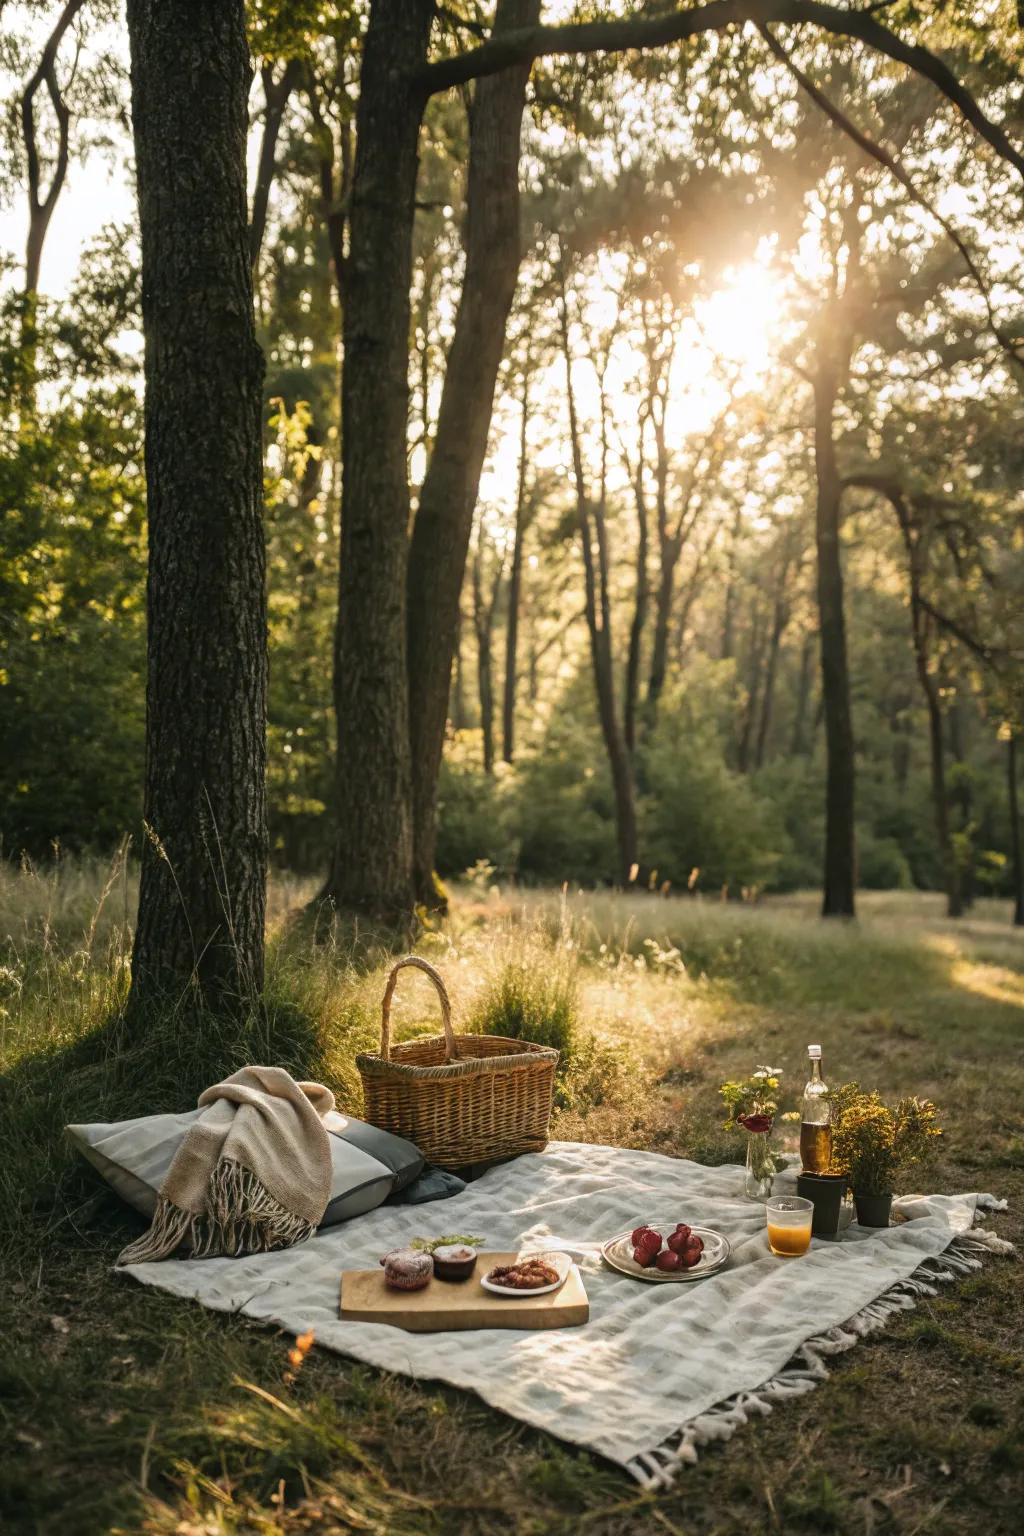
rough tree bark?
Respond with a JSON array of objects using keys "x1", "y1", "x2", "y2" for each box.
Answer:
[
  {"x1": 126, "y1": 0, "x2": 268, "y2": 1012},
  {"x1": 406, "y1": 0, "x2": 539, "y2": 907},
  {"x1": 321, "y1": 0, "x2": 434, "y2": 919},
  {"x1": 249, "y1": 58, "x2": 303, "y2": 270},
  {"x1": 812, "y1": 325, "x2": 856, "y2": 918}
]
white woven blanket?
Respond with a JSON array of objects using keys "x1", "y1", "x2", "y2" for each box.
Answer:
[{"x1": 119, "y1": 1142, "x2": 1011, "y2": 1484}]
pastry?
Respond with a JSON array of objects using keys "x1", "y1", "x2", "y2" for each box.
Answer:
[
  {"x1": 486, "y1": 1259, "x2": 560, "y2": 1290},
  {"x1": 431, "y1": 1243, "x2": 479, "y2": 1282},
  {"x1": 380, "y1": 1247, "x2": 433, "y2": 1291}
]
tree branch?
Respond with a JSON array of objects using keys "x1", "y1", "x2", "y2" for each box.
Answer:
[
  {"x1": 759, "y1": 24, "x2": 1024, "y2": 376},
  {"x1": 417, "y1": 1, "x2": 1024, "y2": 187}
]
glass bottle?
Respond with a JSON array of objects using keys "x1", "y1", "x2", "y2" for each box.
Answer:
[{"x1": 799, "y1": 1044, "x2": 832, "y2": 1174}]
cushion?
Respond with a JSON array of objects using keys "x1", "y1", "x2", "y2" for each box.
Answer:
[{"x1": 67, "y1": 1107, "x2": 424, "y2": 1229}]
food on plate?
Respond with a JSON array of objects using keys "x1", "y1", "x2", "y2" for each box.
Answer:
[
  {"x1": 679, "y1": 1235, "x2": 704, "y2": 1268},
  {"x1": 486, "y1": 1259, "x2": 561, "y2": 1290},
  {"x1": 431, "y1": 1243, "x2": 479, "y2": 1282},
  {"x1": 632, "y1": 1228, "x2": 662, "y2": 1267},
  {"x1": 628, "y1": 1221, "x2": 705, "y2": 1271},
  {"x1": 379, "y1": 1247, "x2": 433, "y2": 1291}
]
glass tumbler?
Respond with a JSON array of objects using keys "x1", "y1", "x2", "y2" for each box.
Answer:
[{"x1": 766, "y1": 1195, "x2": 813, "y2": 1257}]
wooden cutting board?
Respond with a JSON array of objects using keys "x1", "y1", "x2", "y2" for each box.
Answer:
[{"x1": 339, "y1": 1252, "x2": 589, "y2": 1332}]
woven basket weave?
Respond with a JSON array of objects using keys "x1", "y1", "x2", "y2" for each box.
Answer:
[{"x1": 355, "y1": 956, "x2": 558, "y2": 1170}]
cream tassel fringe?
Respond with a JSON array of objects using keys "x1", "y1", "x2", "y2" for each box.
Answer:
[
  {"x1": 627, "y1": 1202, "x2": 1015, "y2": 1489},
  {"x1": 117, "y1": 1158, "x2": 317, "y2": 1267}
]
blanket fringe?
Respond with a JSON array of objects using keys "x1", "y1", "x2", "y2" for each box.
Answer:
[
  {"x1": 116, "y1": 1159, "x2": 317, "y2": 1266},
  {"x1": 627, "y1": 1209, "x2": 1016, "y2": 1489}
]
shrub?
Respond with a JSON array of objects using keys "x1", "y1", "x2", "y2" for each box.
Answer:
[
  {"x1": 435, "y1": 742, "x2": 518, "y2": 877},
  {"x1": 641, "y1": 690, "x2": 791, "y2": 894},
  {"x1": 470, "y1": 952, "x2": 579, "y2": 1068}
]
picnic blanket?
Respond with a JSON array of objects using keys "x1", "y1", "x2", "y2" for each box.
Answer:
[{"x1": 118, "y1": 1142, "x2": 1012, "y2": 1485}]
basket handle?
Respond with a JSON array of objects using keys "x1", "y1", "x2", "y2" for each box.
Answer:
[{"x1": 379, "y1": 956, "x2": 456, "y2": 1063}]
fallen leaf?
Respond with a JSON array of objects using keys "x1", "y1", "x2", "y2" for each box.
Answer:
[{"x1": 49, "y1": 1315, "x2": 70, "y2": 1334}]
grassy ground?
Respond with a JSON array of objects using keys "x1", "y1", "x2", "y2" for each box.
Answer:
[{"x1": 1, "y1": 860, "x2": 1022, "y2": 1535}]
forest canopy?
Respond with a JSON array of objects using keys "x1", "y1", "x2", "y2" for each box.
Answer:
[{"x1": 2, "y1": 1, "x2": 1024, "y2": 964}]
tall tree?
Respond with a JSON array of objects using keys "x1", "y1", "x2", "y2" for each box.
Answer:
[
  {"x1": 126, "y1": 0, "x2": 268, "y2": 1012},
  {"x1": 17, "y1": 0, "x2": 87, "y2": 396},
  {"x1": 324, "y1": 0, "x2": 1024, "y2": 919},
  {"x1": 321, "y1": 0, "x2": 434, "y2": 920},
  {"x1": 559, "y1": 272, "x2": 639, "y2": 885},
  {"x1": 406, "y1": 0, "x2": 540, "y2": 908}
]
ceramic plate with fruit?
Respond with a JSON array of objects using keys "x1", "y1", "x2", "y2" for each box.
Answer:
[{"x1": 601, "y1": 1222, "x2": 731, "y2": 1283}]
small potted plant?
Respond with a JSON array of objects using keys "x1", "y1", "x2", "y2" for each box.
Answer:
[
  {"x1": 829, "y1": 1086, "x2": 941, "y2": 1228},
  {"x1": 719, "y1": 1066, "x2": 783, "y2": 1200}
]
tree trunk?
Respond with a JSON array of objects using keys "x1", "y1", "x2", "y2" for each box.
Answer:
[
  {"x1": 736, "y1": 603, "x2": 765, "y2": 775},
  {"x1": 126, "y1": 0, "x2": 268, "y2": 1012},
  {"x1": 1008, "y1": 732, "x2": 1024, "y2": 927},
  {"x1": 720, "y1": 500, "x2": 744, "y2": 662},
  {"x1": 948, "y1": 693, "x2": 975, "y2": 907},
  {"x1": 472, "y1": 545, "x2": 498, "y2": 774},
  {"x1": 321, "y1": 0, "x2": 434, "y2": 920},
  {"x1": 19, "y1": 0, "x2": 85, "y2": 403},
  {"x1": 813, "y1": 353, "x2": 856, "y2": 918},
  {"x1": 624, "y1": 460, "x2": 649, "y2": 757},
  {"x1": 790, "y1": 630, "x2": 815, "y2": 756},
  {"x1": 407, "y1": 0, "x2": 539, "y2": 907},
  {"x1": 305, "y1": 57, "x2": 349, "y2": 303},
  {"x1": 502, "y1": 368, "x2": 531, "y2": 763},
  {"x1": 754, "y1": 560, "x2": 791, "y2": 770},
  {"x1": 249, "y1": 58, "x2": 302, "y2": 269},
  {"x1": 560, "y1": 290, "x2": 638, "y2": 886},
  {"x1": 451, "y1": 605, "x2": 469, "y2": 731},
  {"x1": 852, "y1": 475, "x2": 963, "y2": 919}
]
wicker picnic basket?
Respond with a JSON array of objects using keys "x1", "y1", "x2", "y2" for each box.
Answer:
[{"x1": 356, "y1": 956, "x2": 559, "y2": 1169}]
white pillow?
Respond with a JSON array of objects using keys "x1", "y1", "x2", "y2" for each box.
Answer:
[{"x1": 67, "y1": 1107, "x2": 424, "y2": 1228}]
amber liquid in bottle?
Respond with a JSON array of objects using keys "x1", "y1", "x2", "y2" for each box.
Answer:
[
  {"x1": 799, "y1": 1121, "x2": 832, "y2": 1174},
  {"x1": 800, "y1": 1046, "x2": 831, "y2": 1173}
]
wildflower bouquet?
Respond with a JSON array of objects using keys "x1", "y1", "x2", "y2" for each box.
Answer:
[
  {"x1": 719, "y1": 1065, "x2": 783, "y2": 1135},
  {"x1": 719, "y1": 1066, "x2": 784, "y2": 1194}
]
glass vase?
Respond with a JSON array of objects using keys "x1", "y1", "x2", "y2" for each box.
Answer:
[{"x1": 744, "y1": 1129, "x2": 775, "y2": 1201}]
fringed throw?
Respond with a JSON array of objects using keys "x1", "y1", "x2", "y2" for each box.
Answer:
[{"x1": 116, "y1": 1066, "x2": 334, "y2": 1266}]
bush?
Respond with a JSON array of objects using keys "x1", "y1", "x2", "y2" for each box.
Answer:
[
  {"x1": 435, "y1": 740, "x2": 518, "y2": 877},
  {"x1": 856, "y1": 830, "x2": 913, "y2": 890},
  {"x1": 641, "y1": 687, "x2": 792, "y2": 894},
  {"x1": 470, "y1": 952, "x2": 579, "y2": 1068}
]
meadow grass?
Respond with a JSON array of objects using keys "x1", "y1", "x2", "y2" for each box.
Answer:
[{"x1": 0, "y1": 860, "x2": 1021, "y2": 1534}]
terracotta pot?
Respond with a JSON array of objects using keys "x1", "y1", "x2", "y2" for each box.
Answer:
[
  {"x1": 853, "y1": 1191, "x2": 893, "y2": 1229},
  {"x1": 796, "y1": 1171, "x2": 847, "y2": 1236}
]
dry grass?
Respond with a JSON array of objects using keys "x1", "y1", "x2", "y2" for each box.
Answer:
[{"x1": 1, "y1": 861, "x2": 1022, "y2": 1534}]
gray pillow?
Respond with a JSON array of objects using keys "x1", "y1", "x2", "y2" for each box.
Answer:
[{"x1": 67, "y1": 1107, "x2": 424, "y2": 1229}]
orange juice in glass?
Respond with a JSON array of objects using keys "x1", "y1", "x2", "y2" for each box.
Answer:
[{"x1": 766, "y1": 1195, "x2": 813, "y2": 1257}]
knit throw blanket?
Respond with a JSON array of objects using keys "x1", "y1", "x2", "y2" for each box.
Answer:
[{"x1": 116, "y1": 1067, "x2": 335, "y2": 1266}]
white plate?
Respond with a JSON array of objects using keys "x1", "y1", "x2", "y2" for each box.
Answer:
[
  {"x1": 601, "y1": 1226, "x2": 731, "y2": 1283},
  {"x1": 480, "y1": 1251, "x2": 572, "y2": 1298}
]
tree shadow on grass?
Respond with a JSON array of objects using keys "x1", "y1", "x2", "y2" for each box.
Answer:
[{"x1": 0, "y1": 992, "x2": 331, "y2": 1260}]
